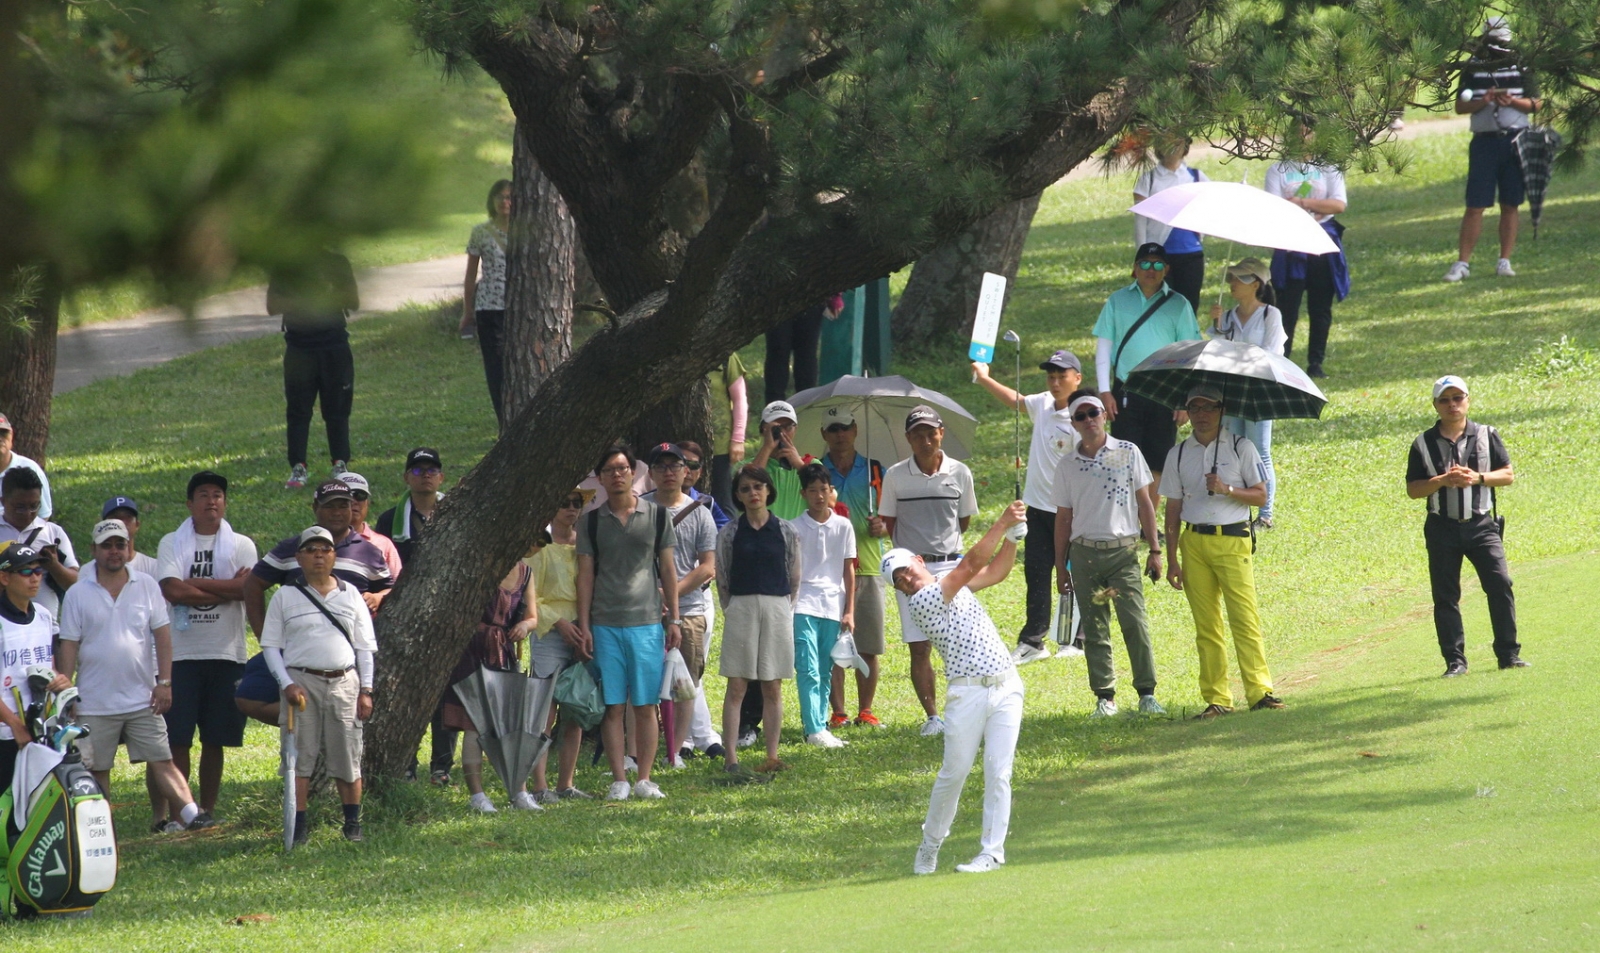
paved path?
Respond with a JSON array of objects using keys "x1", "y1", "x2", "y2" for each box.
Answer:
[
  {"x1": 55, "y1": 117, "x2": 1471, "y2": 395},
  {"x1": 53, "y1": 256, "x2": 466, "y2": 394}
]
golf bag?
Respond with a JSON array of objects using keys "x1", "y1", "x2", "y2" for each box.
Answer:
[{"x1": 0, "y1": 666, "x2": 117, "y2": 918}]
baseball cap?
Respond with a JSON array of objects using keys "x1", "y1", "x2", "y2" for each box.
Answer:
[
  {"x1": 0, "y1": 413, "x2": 11, "y2": 433},
  {"x1": 1134, "y1": 242, "x2": 1168, "y2": 262},
  {"x1": 761, "y1": 401, "x2": 798, "y2": 425},
  {"x1": 314, "y1": 479, "x2": 354, "y2": 505},
  {"x1": 646, "y1": 442, "x2": 686, "y2": 465},
  {"x1": 297, "y1": 525, "x2": 337, "y2": 550},
  {"x1": 1040, "y1": 349, "x2": 1082, "y2": 373},
  {"x1": 1186, "y1": 384, "x2": 1225, "y2": 405},
  {"x1": 1484, "y1": 16, "x2": 1511, "y2": 43},
  {"x1": 92, "y1": 519, "x2": 130, "y2": 544},
  {"x1": 0, "y1": 543, "x2": 43, "y2": 572},
  {"x1": 340, "y1": 473, "x2": 371, "y2": 498},
  {"x1": 904, "y1": 405, "x2": 943, "y2": 432},
  {"x1": 1068, "y1": 394, "x2": 1104, "y2": 416},
  {"x1": 880, "y1": 548, "x2": 917, "y2": 579},
  {"x1": 186, "y1": 470, "x2": 228, "y2": 498},
  {"x1": 1224, "y1": 257, "x2": 1271, "y2": 284},
  {"x1": 821, "y1": 407, "x2": 856, "y2": 430},
  {"x1": 101, "y1": 496, "x2": 139, "y2": 519},
  {"x1": 1432, "y1": 375, "x2": 1469, "y2": 400},
  {"x1": 406, "y1": 447, "x2": 443, "y2": 470}
]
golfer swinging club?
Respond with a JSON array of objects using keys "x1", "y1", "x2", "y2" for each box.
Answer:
[{"x1": 887, "y1": 500, "x2": 1028, "y2": 875}]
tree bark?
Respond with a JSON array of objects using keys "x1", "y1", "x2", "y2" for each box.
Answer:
[
  {"x1": 501, "y1": 121, "x2": 578, "y2": 424},
  {"x1": 891, "y1": 192, "x2": 1043, "y2": 348},
  {"x1": 0, "y1": 267, "x2": 60, "y2": 463},
  {"x1": 632, "y1": 381, "x2": 715, "y2": 491}
]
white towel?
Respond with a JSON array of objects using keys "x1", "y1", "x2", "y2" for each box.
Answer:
[{"x1": 171, "y1": 517, "x2": 239, "y2": 583}]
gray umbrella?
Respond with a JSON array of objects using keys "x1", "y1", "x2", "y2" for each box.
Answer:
[
  {"x1": 450, "y1": 665, "x2": 555, "y2": 797},
  {"x1": 789, "y1": 374, "x2": 979, "y2": 462},
  {"x1": 1514, "y1": 126, "x2": 1562, "y2": 239},
  {"x1": 1124, "y1": 339, "x2": 1327, "y2": 420}
]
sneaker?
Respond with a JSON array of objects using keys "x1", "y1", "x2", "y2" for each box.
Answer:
[
  {"x1": 854, "y1": 710, "x2": 884, "y2": 729},
  {"x1": 1194, "y1": 704, "x2": 1233, "y2": 719},
  {"x1": 920, "y1": 715, "x2": 946, "y2": 737},
  {"x1": 430, "y1": 769, "x2": 452, "y2": 787},
  {"x1": 342, "y1": 820, "x2": 363, "y2": 842},
  {"x1": 805, "y1": 730, "x2": 848, "y2": 748},
  {"x1": 1251, "y1": 694, "x2": 1287, "y2": 711},
  {"x1": 632, "y1": 779, "x2": 666, "y2": 799},
  {"x1": 679, "y1": 745, "x2": 698, "y2": 761},
  {"x1": 737, "y1": 729, "x2": 758, "y2": 749},
  {"x1": 331, "y1": 460, "x2": 350, "y2": 477},
  {"x1": 151, "y1": 819, "x2": 183, "y2": 834},
  {"x1": 1444, "y1": 260, "x2": 1470, "y2": 282},
  {"x1": 285, "y1": 463, "x2": 309, "y2": 490},
  {"x1": 1012, "y1": 643, "x2": 1051, "y2": 666},
  {"x1": 510, "y1": 791, "x2": 544, "y2": 811},
  {"x1": 623, "y1": 755, "x2": 638, "y2": 776},
  {"x1": 828, "y1": 712, "x2": 851, "y2": 730},
  {"x1": 703, "y1": 743, "x2": 727, "y2": 760},
  {"x1": 556, "y1": 786, "x2": 593, "y2": 800},
  {"x1": 1499, "y1": 657, "x2": 1531, "y2": 670},
  {"x1": 1443, "y1": 661, "x2": 1468, "y2": 678},
  {"x1": 956, "y1": 854, "x2": 1004, "y2": 874},
  {"x1": 913, "y1": 840, "x2": 941, "y2": 875},
  {"x1": 1496, "y1": 257, "x2": 1515, "y2": 277},
  {"x1": 1137, "y1": 695, "x2": 1167, "y2": 715},
  {"x1": 469, "y1": 792, "x2": 498, "y2": 813},
  {"x1": 1252, "y1": 516, "x2": 1274, "y2": 531},
  {"x1": 186, "y1": 811, "x2": 217, "y2": 831},
  {"x1": 606, "y1": 780, "x2": 631, "y2": 801},
  {"x1": 532, "y1": 789, "x2": 561, "y2": 806},
  {"x1": 661, "y1": 753, "x2": 686, "y2": 770},
  {"x1": 1054, "y1": 641, "x2": 1085, "y2": 658},
  {"x1": 1091, "y1": 698, "x2": 1118, "y2": 718}
]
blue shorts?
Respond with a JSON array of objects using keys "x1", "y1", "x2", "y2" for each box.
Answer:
[
  {"x1": 592, "y1": 624, "x2": 666, "y2": 707},
  {"x1": 1466, "y1": 133, "x2": 1525, "y2": 208},
  {"x1": 234, "y1": 652, "x2": 280, "y2": 704}
]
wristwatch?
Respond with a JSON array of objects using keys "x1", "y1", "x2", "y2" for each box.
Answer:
[
  {"x1": 667, "y1": 618, "x2": 684, "y2": 627},
  {"x1": 156, "y1": 678, "x2": 172, "y2": 687},
  {"x1": 359, "y1": 688, "x2": 374, "y2": 697}
]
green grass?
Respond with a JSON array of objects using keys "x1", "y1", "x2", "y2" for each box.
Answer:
[{"x1": 19, "y1": 128, "x2": 1600, "y2": 949}]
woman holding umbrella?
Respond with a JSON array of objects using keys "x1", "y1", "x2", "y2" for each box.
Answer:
[
  {"x1": 1264, "y1": 123, "x2": 1348, "y2": 380},
  {"x1": 1209, "y1": 258, "x2": 1286, "y2": 529}
]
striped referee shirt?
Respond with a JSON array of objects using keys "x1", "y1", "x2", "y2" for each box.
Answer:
[{"x1": 1406, "y1": 421, "x2": 1510, "y2": 519}]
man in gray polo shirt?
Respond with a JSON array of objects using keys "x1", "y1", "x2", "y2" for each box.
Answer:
[
  {"x1": 880, "y1": 405, "x2": 979, "y2": 737},
  {"x1": 1052, "y1": 392, "x2": 1165, "y2": 717},
  {"x1": 577, "y1": 444, "x2": 682, "y2": 800}
]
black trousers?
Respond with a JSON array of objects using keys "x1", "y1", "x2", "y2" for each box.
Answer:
[
  {"x1": 1163, "y1": 251, "x2": 1206, "y2": 316},
  {"x1": 764, "y1": 306, "x2": 825, "y2": 404},
  {"x1": 475, "y1": 309, "x2": 507, "y2": 427},
  {"x1": 1019, "y1": 505, "x2": 1059, "y2": 646},
  {"x1": 284, "y1": 342, "x2": 353, "y2": 467},
  {"x1": 1425, "y1": 514, "x2": 1518, "y2": 666},
  {"x1": 1280, "y1": 254, "x2": 1336, "y2": 369},
  {"x1": 711, "y1": 454, "x2": 735, "y2": 515}
]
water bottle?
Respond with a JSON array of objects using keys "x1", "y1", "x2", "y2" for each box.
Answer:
[{"x1": 173, "y1": 605, "x2": 191, "y2": 631}]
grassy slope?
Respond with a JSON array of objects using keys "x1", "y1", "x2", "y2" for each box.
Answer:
[{"x1": 16, "y1": 130, "x2": 1599, "y2": 949}]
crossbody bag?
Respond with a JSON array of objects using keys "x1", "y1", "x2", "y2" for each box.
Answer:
[{"x1": 1112, "y1": 290, "x2": 1175, "y2": 398}]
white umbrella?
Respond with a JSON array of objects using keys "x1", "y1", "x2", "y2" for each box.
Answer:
[
  {"x1": 788, "y1": 375, "x2": 979, "y2": 463},
  {"x1": 1129, "y1": 181, "x2": 1338, "y2": 255}
]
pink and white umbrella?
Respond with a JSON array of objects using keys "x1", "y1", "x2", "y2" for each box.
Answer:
[{"x1": 1129, "y1": 181, "x2": 1338, "y2": 255}]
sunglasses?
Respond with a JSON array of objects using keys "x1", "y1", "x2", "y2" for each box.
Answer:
[
  {"x1": 1072, "y1": 406, "x2": 1103, "y2": 422},
  {"x1": 408, "y1": 467, "x2": 441, "y2": 477},
  {"x1": 1137, "y1": 260, "x2": 1168, "y2": 271},
  {"x1": 351, "y1": 491, "x2": 370, "y2": 502},
  {"x1": 1434, "y1": 394, "x2": 1467, "y2": 404},
  {"x1": 684, "y1": 459, "x2": 703, "y2": 471},
  {"x1": 560, "y1": 498, "x2": 586, "y2": 509},
  {"x1": 10, "y1": 566, "x2": 46, "y2": 577}
]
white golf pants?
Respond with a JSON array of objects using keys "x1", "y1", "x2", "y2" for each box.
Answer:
[{"x1": 921, "y1": 670, "x2": 1023, "y2": 863}]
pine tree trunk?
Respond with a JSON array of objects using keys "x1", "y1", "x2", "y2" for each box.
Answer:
[
  {"x1": 0, "y1": 265, "x2": 60, "y2": 463},
  {"x1": 890, "y1": 192, "x2": 1043, "y2": 347},
  {"x1": 631, "y1": 382, "x2": 715, "y2": 491},
  {"x1": 501, "y1": 122, "x2": 577, "y2": 424}
]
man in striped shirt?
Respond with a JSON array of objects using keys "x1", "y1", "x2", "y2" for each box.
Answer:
[{"x1": 1405, "y1": 375, "x2": 1524, "y2": 677}]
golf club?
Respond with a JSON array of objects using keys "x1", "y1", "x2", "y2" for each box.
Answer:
[{"x1": 1003, "y1": 329, "x2": 1022, "y2": 501}]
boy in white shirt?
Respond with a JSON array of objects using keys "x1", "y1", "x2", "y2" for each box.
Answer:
[{"x1": 789, "y1": 464, "x2": 856, "y2": 748}]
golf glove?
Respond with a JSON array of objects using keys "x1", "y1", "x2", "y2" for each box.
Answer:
[{"x1": 1005, "y1": 522, "x2": 1028, "y2": 543}]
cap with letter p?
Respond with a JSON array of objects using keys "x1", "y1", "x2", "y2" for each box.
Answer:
[
  {"x1": 100, "y1": 496, "x2": 139, "y2": 519},
  {"x1": 1432, "y1": 375, "x2": 1469, "y2": 400},
  {"x1": 91, "y1": 519, "x2": 130, "y2": 544}
]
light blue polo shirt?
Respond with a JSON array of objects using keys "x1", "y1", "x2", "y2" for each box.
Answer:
[{"x1": 1093, "y1": 282, "x2": 1201, "y2": 383}]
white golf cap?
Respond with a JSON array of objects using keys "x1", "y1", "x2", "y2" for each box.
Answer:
[
  {"x1": 297, "y1": 525, "x2": 337, "y2": 549},
  {"x1": 91, "y1": 519, "x2": 129, "y2": 544},
  {"x1": 340, "y1": 472, "x2": 371, "y2": 495},
  {"x1": 822, "y1": 407, "x2": 855, "y2": 428},
  {"x1": 1432, "y1": 375, "x2": 1469, "y2": 399},
  {"x1": 762, "y1": 400, "x2": 798, "y2": 424},
  {"x1": 1068, "y1": 394, "x2": 1105, "y2": 416},
  {"x1": 880, "y1": 548, "x2": 917, "y2": 579}
]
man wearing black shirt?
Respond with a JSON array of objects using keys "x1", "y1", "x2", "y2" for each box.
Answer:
[{"x1": 268, "y1": 250, "x2": 360, "y2": 488}]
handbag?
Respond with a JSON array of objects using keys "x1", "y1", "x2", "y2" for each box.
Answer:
[{"x1": 553, "y1": 661, "x2": 604, "y2": 730}]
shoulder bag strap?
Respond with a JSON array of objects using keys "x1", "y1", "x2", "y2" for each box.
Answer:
[
  {"x1": 292, "y1": 581, "x2": 354, "y2": 646},
  {"x1": 1112, "y1": 291, "x2": 1174, "y2": 384},
  {"x1": 672, "y1": 498, "x2": 704, "y2": 527},
  {"x1": 586, "y1": 507, "x2": 601, "y2": 571}
]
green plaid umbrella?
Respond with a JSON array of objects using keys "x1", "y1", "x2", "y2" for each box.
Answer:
[{"x1": 1125, "y1": 339, "x2": 1328, "y2": 421}]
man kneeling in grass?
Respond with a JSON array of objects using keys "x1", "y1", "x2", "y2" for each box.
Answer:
[{"x1": 887, "y1": 500, "x2": 1028, "y2": 876}]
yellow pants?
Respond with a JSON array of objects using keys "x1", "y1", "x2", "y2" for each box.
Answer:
[{"x1": 1180, "y1": 529, "x2": 1273, "y2": 708}]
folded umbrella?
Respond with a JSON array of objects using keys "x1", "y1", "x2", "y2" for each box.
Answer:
[
  {"x1": 1514, "y1": 126, "x2": 1562, "y2": 239},
  {"x1": 1124, "y1": 338, "x2": 1328, "y2": 421},
  {"x1": 1130, "y1": 182, "x2": 1340, "y2": 255},
  {"x1": 789, "y1": 375, "x2": 979, "y2": 462},
  {"x1": 450, "y1": 665, "x2": 555, "y2": 797}
]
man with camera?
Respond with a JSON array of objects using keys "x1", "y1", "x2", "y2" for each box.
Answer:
[{"x1": 1406, "y1": 375, "x2": 1525, "y2": 677}]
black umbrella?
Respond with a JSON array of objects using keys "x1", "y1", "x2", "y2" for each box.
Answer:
[
  {"x1": 1515, "y1": 126, "x2": 1563, "y2": 239},
  {"x1": 1125, "y1": 339, "x2": 1327, "y2": 421}
]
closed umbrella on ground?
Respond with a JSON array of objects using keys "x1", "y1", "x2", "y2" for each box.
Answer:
[{"x1": 450, "y1": 665, "x2": 556, "y2": 798}]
